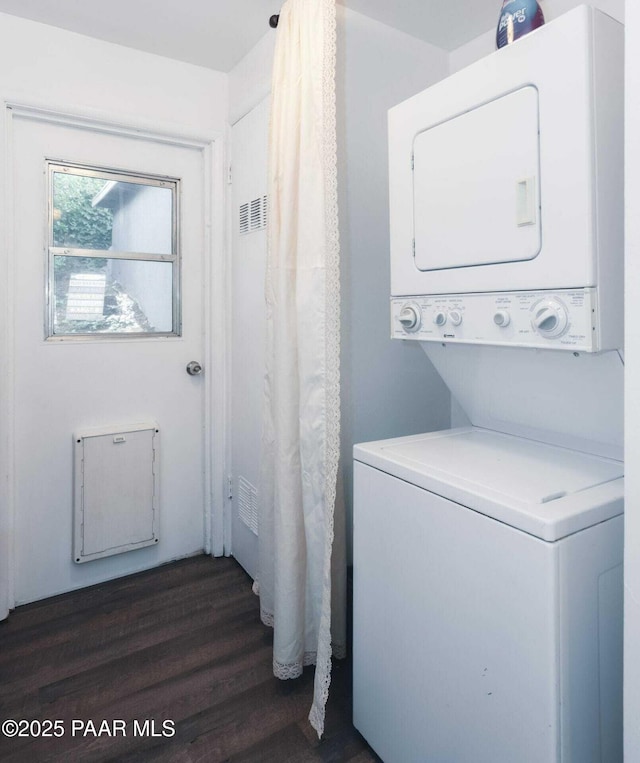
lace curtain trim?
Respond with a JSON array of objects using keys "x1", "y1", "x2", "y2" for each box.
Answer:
[
  {"x1": 257, "y1": 600, "x2": 348, "y2": 670},
  {"x1": 308, "y1": 0, "x2": 341, "y2": 739}
]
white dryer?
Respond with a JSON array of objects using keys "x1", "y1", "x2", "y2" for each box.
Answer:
[
  {"x1": 353, "y1": 6, "x2": 625, "y2": 763},
  {"x1": 353, "y1": 428, "x2": 623, "y2": 763},
  {"x1": 389, "y1": 6, "x2": 623, "y2": 353}
]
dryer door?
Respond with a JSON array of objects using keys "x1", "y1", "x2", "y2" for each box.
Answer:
[{"x1": 413, "y1": 86, "x2": 541, "y2": 271}]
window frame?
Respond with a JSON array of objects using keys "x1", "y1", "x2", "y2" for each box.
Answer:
[{"x1": 45, "y1": 160, "x2": 181, "y2": 340}]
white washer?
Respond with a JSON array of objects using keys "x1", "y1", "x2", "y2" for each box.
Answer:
[{"x1": 353, "y1": 428, "x2": 623, "y2": 763}]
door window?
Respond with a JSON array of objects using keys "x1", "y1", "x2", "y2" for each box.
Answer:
[{"x1": 47, "y1": 162, "x2": 180, "y2": 337}]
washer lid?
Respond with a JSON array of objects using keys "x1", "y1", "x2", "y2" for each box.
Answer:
[{"x1": 353, "y1": 427, "x2": 623, "y2": 541}]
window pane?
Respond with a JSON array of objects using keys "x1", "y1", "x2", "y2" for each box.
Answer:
[
  {"x1": 53, "y1": 256, "x2": 174, "y2": 334},
  {"x1": 52, "y1": 174, "x2": 113, "y2": 250},
  {"x1": 53, "y1": 172, "x2": 173, "y2": 254}
]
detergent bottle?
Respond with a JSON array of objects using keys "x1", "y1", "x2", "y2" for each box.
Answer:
[{"x1": 496, "y1": 0, "x2": 545, "y2": 49}]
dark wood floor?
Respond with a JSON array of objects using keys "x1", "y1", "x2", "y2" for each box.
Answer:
[{"x1": 0, "y1": 555, "x2": 379, "y2": 762}]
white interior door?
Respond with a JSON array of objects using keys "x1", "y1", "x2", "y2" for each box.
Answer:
[
  {"x1": 11, "y1": 112, "x2": 209, "y2": 604},
  {"x1": 230, "y1": 98, "x2": 269, "y2": 579}
]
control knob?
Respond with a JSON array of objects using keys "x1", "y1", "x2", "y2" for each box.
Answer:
[
  {"x1": 433, "y1": 311, "x2": 447, "y2": 327},
  {"x1": 448, "y1": 310, "x2": 463, "y2": 327},
  {"x1": 531, "y1": 298, "x2": 569, "y2": 338},
  {"x1": 493, "y1": 310, "x2": 511, "y2": 328},
  {"x1": 398, "y1": 303, "x2": 421, "y2": 332}
]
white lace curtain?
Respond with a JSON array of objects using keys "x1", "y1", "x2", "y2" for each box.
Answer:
[{"x1": 256, "y1": 0, "x2": 346, "y2": 738}]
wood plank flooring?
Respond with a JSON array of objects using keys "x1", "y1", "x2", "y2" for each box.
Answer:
[{"x1": 0, "y1": 555, "x2": 380, "y2": 762}]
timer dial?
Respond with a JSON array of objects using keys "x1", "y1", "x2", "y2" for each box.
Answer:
[
  {"x1": 398, "y1": 304, "x2": 421, "y2": 332},
  {"x1": 531, "y1": 299, "x2": 569, "y2": 338}
]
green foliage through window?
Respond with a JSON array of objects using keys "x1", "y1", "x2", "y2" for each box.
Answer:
[{"x1": 52, "y1": 173, "x2": 113, "y2": 249}]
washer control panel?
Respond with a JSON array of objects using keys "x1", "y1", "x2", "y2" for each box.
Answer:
[{"x1": 391, "y1": 289, "x2": 598, "y2": 351}]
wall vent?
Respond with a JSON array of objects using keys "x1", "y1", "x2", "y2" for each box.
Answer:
[
  {"x1": 239, "y1": 195, "x2": 268, "y2": 235},
  {"x1": 239, "y1": 202, "x2": 250, "y2": 235},
  {"x1": 250, "y1": 197, "x2": 262, "y2": 230},
  {"x1": 238, "y1": 476, "x2": 258, "y2": 535}
]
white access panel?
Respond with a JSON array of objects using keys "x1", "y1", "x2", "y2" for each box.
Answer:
[
  {"x1": 353, "y1": 459, "x2": 623, "y2": 763},
  {"x1": 413, "y1": 86, "x2": 541, "y2": 271},
  {"x1": 73, "y1": 423, "x2": 159, "y2": 563}
]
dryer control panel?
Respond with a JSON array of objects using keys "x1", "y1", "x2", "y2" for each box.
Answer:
[{"x1": 391, "y1": 289, "x2": 598, "y2": 351}]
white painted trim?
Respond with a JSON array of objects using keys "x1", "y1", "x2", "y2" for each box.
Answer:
[
  {"x1": 0, "y1": 99, "x2": 229, "y2": 617},
  {"x1": 5, "y1": 96, "x2": 218, "y2": 149},
  {"x1": 0, "y1": 98, "x2": 16, "y2": 618},
  {"x1": 203, "y1": 142, "x2": 214, "y2": 556},
  {"x1": 74, "y1": 422, "x2": 161, "y2": 438},
  {"x1": 222, "y1": 121, "x2": 234, "y2": 556},
  {"x1": 208, "y1": 131, "x2": 231, "y2": 557}
]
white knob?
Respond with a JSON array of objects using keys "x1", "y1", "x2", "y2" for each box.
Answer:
[
  {"x1": 532, "y1": 299, "x2": 569, "y2": 338},
  {"x1": 449, "y1": 310, "x2": 462, "y2": 327},
  {"x1": 433, "y1": 311, "x2": 447, "y2": 327},
  {"x1": 534, "y1": 309, "x2": 558, "y2": 332},
  {"x1": 398, "y1": 304, "x2": 421, "y2": 332},
  {"x1": 494, "y1": 310, "x2": 511, "y2": 328}
]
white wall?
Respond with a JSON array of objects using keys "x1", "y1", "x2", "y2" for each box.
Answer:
[
  {"x1": 229, "y1": 32, "x2": 275, "y2": 126},
  {"x1": 0, "y1": 13, "x2": 227, "y2": 130},
  {"x1": 0, "y1": 13, "x2": 228, "y2": 614},
  {"x1": 625, "y1": 0, "x2": 640, "y2": 756},
  {"x1": 450, "y1": 0, "x2": 624, "y2": 72}
]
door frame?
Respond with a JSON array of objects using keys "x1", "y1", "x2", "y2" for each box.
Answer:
[{"x1": 0, "y1": 97, "x2": 229, "y2": 618}]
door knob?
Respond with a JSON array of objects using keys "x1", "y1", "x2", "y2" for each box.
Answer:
[{"x1": 186, "y1": 361, "x2": 203, "y2": 376}]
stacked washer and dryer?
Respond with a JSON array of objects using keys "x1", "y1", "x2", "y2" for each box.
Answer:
[{"x1": 353, "y1": 7, "x2": 624, "y2": 763}]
